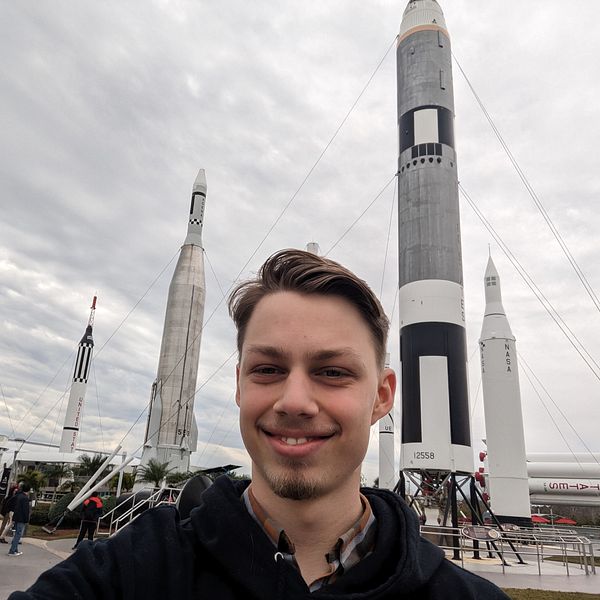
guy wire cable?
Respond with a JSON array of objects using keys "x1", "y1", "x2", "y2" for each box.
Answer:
[
  {"x1": 460, "y1": 183, "x2": 600, "y2": 382},
  {"x1": 454, "y1": 53, "x2": 600, "y2": 314}
]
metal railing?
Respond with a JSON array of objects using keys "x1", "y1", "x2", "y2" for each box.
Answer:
[
  {"x1": 97, "y1": 485, "x2": 181, "y2": 537},
  {"x1": 420, "y1": 524, "x2": 596, "y2": 576}
]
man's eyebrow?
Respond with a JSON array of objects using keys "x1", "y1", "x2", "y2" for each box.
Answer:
[
  {"x1": 245, "y1": 345, "x2": 289, "y2": 359},
  {"x1": 244, "y1": 345, "x2": 363, "y2": 363},
  {"x1": 309, "y1": 348, "x2": 364, "y2": 363}
]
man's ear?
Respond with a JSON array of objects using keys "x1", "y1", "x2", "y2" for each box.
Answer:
[
  {"x1": 235, "y1": 364, "x2": 241, "y2": 407},
  {"x1": 371, "y1": 368, "x2": 396, "y2": 425}
]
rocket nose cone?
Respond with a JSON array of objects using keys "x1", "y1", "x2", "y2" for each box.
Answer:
[
  {"x1": 400, "y1": 0, "x2": 447, "y2": 38},
  {"x1": 193, "y1": 169, "x2": 207, "y2": 194},
  {"x1": 484, "y1": 255, "x2": 499, "y2": 281}
]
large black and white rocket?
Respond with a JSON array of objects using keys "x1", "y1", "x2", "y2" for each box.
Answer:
[
  {"x1": 59, "y1": 296, "x2": 96, "y2": 453},
  {"x1": 139, "y1": 170, "x2": 207, "y2": 473},
  {"x1": 397, "y1": 0, "x2": 473, "y2": 474}
]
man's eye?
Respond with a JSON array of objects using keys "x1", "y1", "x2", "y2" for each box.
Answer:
[
  {"x1": 253, "y1": 366, "x2": 280, "y2": 375},
  {"x1": 321, "y1": 368, "x2": 346, "y2": 378}
]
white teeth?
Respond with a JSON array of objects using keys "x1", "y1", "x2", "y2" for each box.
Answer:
[{"x1": 281, "y1": 437, "x2": 309, "y2": 446}]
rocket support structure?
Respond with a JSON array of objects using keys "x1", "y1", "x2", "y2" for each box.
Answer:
[
  {"x1": 59, "y1": 297, "x2": 96, "y2": 453},
  {"x1": 139, "y1": 170, "x2": 207, "y2": 474},
  {"x1": 397, "y1": 0, "x2": 472, "y2": 474}
]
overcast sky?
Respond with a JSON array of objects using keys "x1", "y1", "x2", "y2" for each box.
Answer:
[{"x1": 1, "y1": 0, "x2": 599, "y2": 485}]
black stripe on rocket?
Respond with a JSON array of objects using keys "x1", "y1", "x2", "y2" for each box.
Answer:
[
  {"x1": 73, "y1": 342, "x2": 93, "y2": 382},
  {"x1": 399, "y1": 105, "x2": 454, "y2": 153},
  {"x1": 189, "y1": 191, "x2": 206, "y2": 224},
  {"x1": 401, "y1": 322, "x2": 470, "y2": 446}
]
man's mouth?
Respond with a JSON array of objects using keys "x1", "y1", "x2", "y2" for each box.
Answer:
[
  {"x1": 280, "y1": 436, "x2": 311, "y2": 446},
  {"x1": 261, "y1": 429, "x2": 336, "y2": 446}
]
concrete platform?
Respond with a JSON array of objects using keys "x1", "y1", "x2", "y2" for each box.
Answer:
[{"x1": 457, "y1": 554, "x2": 600, "y2": 595}]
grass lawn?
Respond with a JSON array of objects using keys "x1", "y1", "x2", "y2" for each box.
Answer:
[
  {"x1": 544, "y1": 555, "x2": 600, "y2": 567},
  {"x1": 504, "y1": 590, "x2": 600, "y2": 599},
  {"x1": 26, "y1": 525, "x2": 79, "y2": 540}
]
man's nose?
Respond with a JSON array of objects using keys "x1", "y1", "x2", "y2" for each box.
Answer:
[{"x1": 272, "y1": 371, "x2": 319, "y2": 417}]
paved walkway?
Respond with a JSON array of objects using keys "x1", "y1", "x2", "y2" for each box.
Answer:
[
  {"x1": 0, "y1": 537, "x2": 74, "y2": 600},
  {"x1": 1, "y1": 537, "x2": 599, "y2": 598},
  {"x1": 455, "y1": 553, "x2": 600, "y2": 595}
]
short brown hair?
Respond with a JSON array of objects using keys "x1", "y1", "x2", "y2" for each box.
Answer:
[{"x1": 228, "y1": 249, "x2": 389, "y2": 368}]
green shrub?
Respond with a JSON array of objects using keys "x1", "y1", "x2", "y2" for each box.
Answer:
[
  {"x1": 29, "y1": 502, "x2": 51, "y2": 525},
  {"x1": 48, "y1": 492, "x2": 80, "y2": 528},
  {"x1": 102, "y1": 495, "x2": 117, "y2": 515}
]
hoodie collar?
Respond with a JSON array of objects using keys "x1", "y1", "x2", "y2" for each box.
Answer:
[{"x1": 188, "y1": 477, "x2": 444, "y2": 599}]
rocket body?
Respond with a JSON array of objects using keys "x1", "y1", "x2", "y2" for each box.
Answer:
[
  {"x1": 529, "y1": 478, "x2": 600, "y2": 498},
  {"x1": 140, "y1": 170, "x2": 207, "y2": 473},
  {"x1": 378, "y1": 353, "x2": 396, "y2": 490},
  {"x1": 378, "y1": 412, "x2": 395, "y2": 490},
  {"x1": 59, "y1": 297, "x2": 96, "y2": 453},
  {"x1": 397, "y1": 0, "x2": 472, "y2": 473},
  {"x1": 479, "y1": 257, "x2": 531, "y2": 523}
]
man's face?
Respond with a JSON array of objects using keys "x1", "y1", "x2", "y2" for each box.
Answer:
[{"x1": 236, "y1": 291, "x2": 395, "y2": 501}]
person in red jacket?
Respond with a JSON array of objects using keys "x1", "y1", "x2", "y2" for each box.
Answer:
[{"x1": 72, "y1": 491, "x2": 103, "y2": 550}]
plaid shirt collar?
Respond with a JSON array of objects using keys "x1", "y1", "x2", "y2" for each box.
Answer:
[{"x1": 242, "y1": 485, "x2": 376, "y2": 592}]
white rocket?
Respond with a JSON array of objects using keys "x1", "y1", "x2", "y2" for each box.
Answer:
[
  {"x1": 378, "y1": 353, "x2": 395, "y2": 490},
  {"x1": 59, "y1": 296, "x2": 96, "y2": 453},
  {"x1": 527, "y1": 453, "x2": 600, "y2": 507},
  {"x1": 479, "y1": 256, "x2": 531, "y2": 524},
  {"x1": 139, "y1": 170, "x2": 207, "y2": 474},
  {"x1": 378, "y1": 413, "x2": 395, "y2": 490}
]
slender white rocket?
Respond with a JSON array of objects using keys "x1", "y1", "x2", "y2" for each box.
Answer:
[
  {"x1": 59, "y1": 296, "x2": 96, "y2": 453},
  {"x1": 379, "y1": 354, "x2": 395, "y2": 490},
  {"x1": 479, "y1": 256, "x2": 531, "y2": 524},
  {"x1": 138, "y1": 170, "x2": 207, "y2": 475}
]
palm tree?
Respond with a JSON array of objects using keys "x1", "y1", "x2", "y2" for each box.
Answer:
[
  {"x1": 18, "y1": 470, "x2": 47, "y2": 494},
  {"x1": 108, "y1": 472, "x2": 135, "y2": 493},
  {"x1": 135, "y1": 459, "x2": 174, "y2": 488},
  {"x1": 77, "y1": 454, "x2": 109, "y2": 477},
  {"x1": 44, "y1": 463, "x2": 73, "y2": 503}
]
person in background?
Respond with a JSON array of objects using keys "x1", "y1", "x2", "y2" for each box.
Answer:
[
  {"x1": 8, "y1": 483, "x2": 30, "y2": 557},
  {"x1": 0, "y1": 485, "x2": 19, "y2": 544},
  {"x1": 72, "y1": 490, "x2": 104, "y2": 550}
]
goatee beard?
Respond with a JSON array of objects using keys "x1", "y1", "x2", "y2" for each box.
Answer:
[{"x1": 267, "y1": 467, "x2": 321, "y2": 501}]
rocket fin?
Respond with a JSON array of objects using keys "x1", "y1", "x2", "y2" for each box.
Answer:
[
  {"x1": 145, "y1": 383, "x2": 163, "y2": 448},
  {"x1": 190, "y1": 415, "x2": 198, "y2": 453}
]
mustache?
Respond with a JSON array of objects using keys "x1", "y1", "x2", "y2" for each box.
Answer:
[{"x1": 258, "y1": 417, "x2": 340, "y2": 437}]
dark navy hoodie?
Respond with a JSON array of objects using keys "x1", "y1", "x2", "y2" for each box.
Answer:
[{"x1": 10, "y1": 476, "x2": 509, "y2": 599}]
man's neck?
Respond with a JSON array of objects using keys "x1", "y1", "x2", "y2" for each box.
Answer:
[{"x1": 250, "y1": 476, "x2": 364, "y2": 584}]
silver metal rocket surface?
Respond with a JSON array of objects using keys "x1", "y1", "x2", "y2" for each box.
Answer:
[
  {"x1": 59, "y1": 297, "x2": 96, "y2": 453},
  {"x1": 397, "y1": 0, "x2": 473, "y2": 473},
  {"x1": 140, "y1": 170, "x2": 207, "y2": 473}
]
